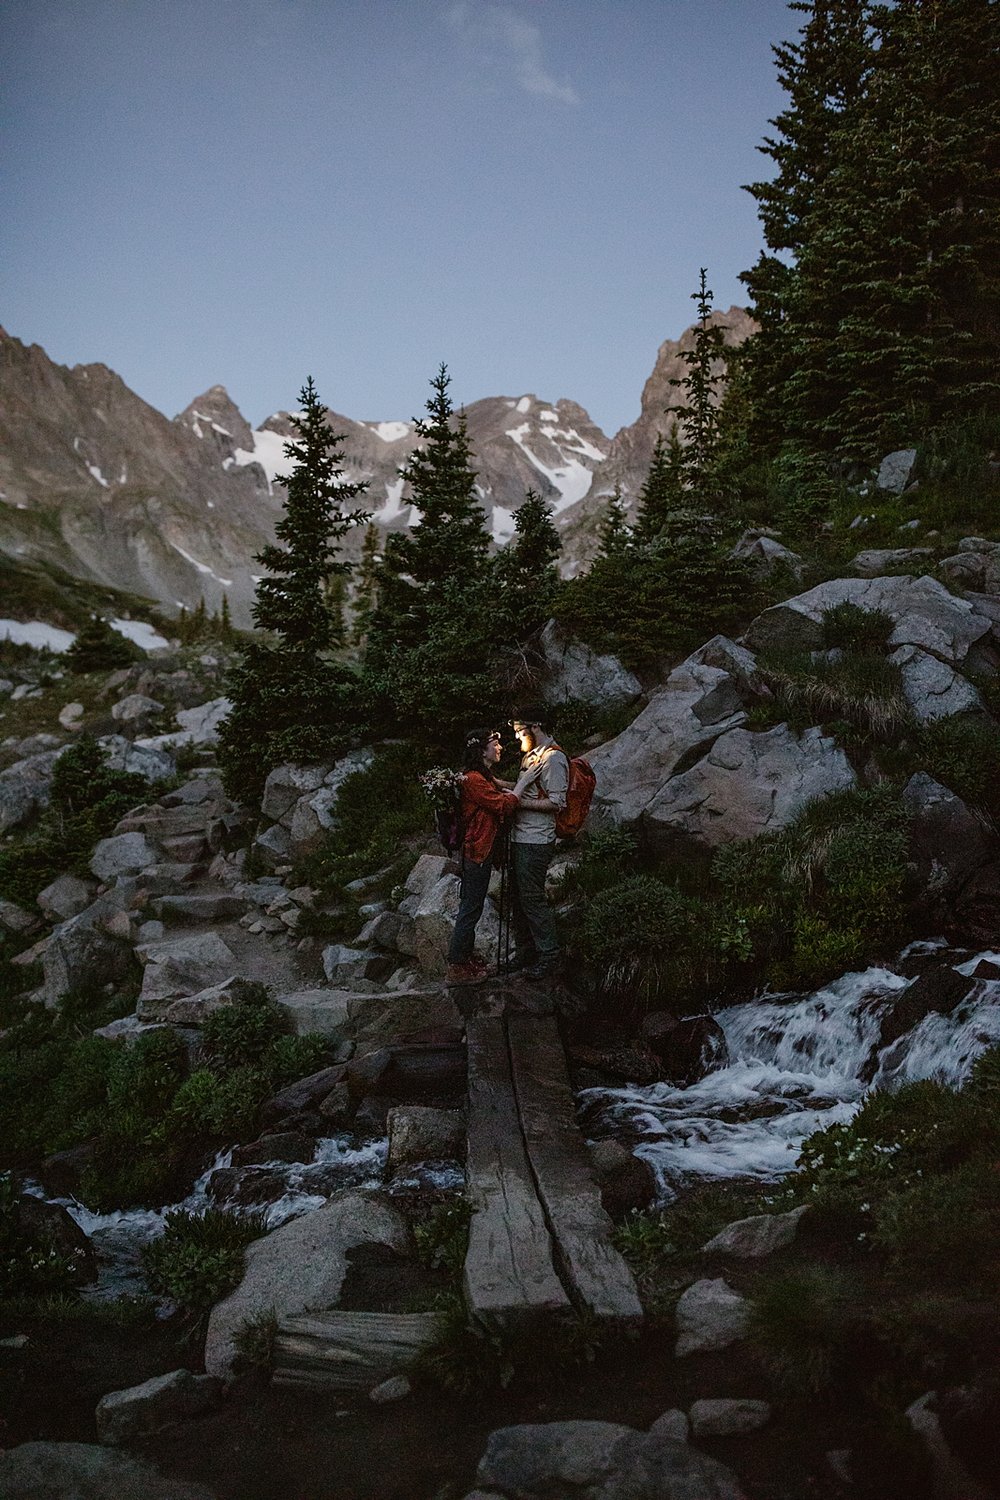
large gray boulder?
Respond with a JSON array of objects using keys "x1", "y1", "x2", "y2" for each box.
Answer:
[
  {"x1": 396, "y1": 873, "x2": 501, "y2": 974},
  {"x1": 889, "y1": 644, "x2": 981, "y2": 722},
  {"x1": 588, "y1": 637, "x2": 755, "y2": 828},
  {"x1": 746, "y1": 575, "x2": 993, "y2": 667},
  {"x1": 0, "y1": 749, "x2": 61, "y2": 834},
  {"x1": 0, "y1": 1443, "x2": 218, "y2": 1500},
  {"x1": 876, "y1": 448, "x2": 918, "y2": 493},
  {"x1": 0, "y1": 898, "x2": 41, "y2": 936},
  {"x1": 260, "y1": 763, "x2": 329, "y2": 825},
  {"x1": 36, "y1": 872, "x2": 94, "y2": 921},
  {"x1": 36, "y1": 898, "x2": 136, "y2": 1009},
  {"x1": 640, "y1": 724, "x2": 855, "y2": 851},
  {"x1": 98, "y1": 734, "x2": 175, "y2": 783},
  {"x1": 903, "y1": 773, "x2": 997, "y2": 895},
  {"x1": 689, "y1": 1400, "x2": 771, "y2": 1438},
  {"x1": 136, "y1": 931, "x2": 236, "y2": 1018},
  {"x1": 273, "y1": 987, "x2": 352, "y2": 1036},
  {"x1": 731, "y1": 530, "x2": 804, "y2": 579},
  {"x1": 204, "y1": 1189, "x2": 410, "y2": 1378},
  {"x1": 89, "y1": 831, "x2": 158, "y2": 882},
  {"x1": 111, "y1": 693, "x2": 165, "y2": 728},
  {"x1": 473, "y1": 1421, "x2": 747, "y2": 1499},
  {"x1": 534, "y1": 620, "x2": 642, "y2": 709},
  {"x1": 96, "y1": 1369, "x2": 221, "y2": 1445},
  {"x1": 851, "y1": 547, "x2": 933, "y2": 576},
  {"x1": 387, "y1": 1106, "x2": 464, "y2": 1172}
]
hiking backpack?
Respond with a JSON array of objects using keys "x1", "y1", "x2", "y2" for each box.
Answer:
[
  {"x1": 434, "y1": 791, "x2": 465, "y2": 856},
  {"x1": 552, "y1": 746, "x2": 597, "y2": 839}
]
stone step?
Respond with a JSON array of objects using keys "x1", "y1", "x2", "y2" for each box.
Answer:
[
  {"x1": 160, "y1": 832, "x2": 210, "y2": 863},
  {"x1": 152, "y1": 893, "x2": 249, "y2": 925},
  {"x1": 139, "y1": 863, "x2": 208, "y2": 895}
]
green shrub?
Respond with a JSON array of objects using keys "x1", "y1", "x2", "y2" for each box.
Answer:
[
  {"x1": 762, "y1": 650, "x2": 911, "y2": 741},
  {"x1": 0, "y1": 1173, "x2": 82, "y2": 1300},
  {"x1": 201, "y1": 984, "x2": 288, "y2": 1071},
  {"x1": 578, "y1": 875, "x2": 715, "y2": 1013},
  {"x1": 965, "y1": 1042, "x2": 1000, "y2": 1104},
  {"x1": 142, "y1": 1207, "x2": 266, "y2": 1313},
  {"x1": 820, "y1": 603, "x2": 895, "y2": 655},
  {"x1": 748, "y1": 1265, "x2": 857, "y2": 1396},
  {"x1": 871, "y1": 1161, "x2": 1000, "y2": 1287},
  {"x1": 65, "y1": 615, "x2": 143, "y2": 674},
  {"x1": 295, "y1": 743, "x2": 427, "y2": 894},
  {"x1": 785, "y1": 1080, "x2": 989, "y2": 1220},
  {"x1": 554, "y1": 517, "x2": 762, "y2": 671},
  {"x1": 419, "y1": 1290, "x2": 604, "y2": 1397},
  {"x1": 412, "y1": 1198, "x2": 472, "y2": 1276},
  {"x1": 911, "y1": 714, "x2": 1000, "y2": 821},
  {"x1": 0, "y1": 735, "x2": 151, "y2": 904},
  {"x1": 167, "y1": 1067, "x2": 267, "y2": 1140}
]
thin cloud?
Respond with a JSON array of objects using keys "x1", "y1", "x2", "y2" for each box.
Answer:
[{"x1": 446, "y1": 2, "x2": 580, "y2": 105}]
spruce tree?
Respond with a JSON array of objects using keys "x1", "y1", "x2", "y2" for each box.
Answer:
[
  {"x1": 494, "y1": 489, "x2": 562, "y2": 634},
  {"x1": 741, "y1": 0, "x2": 1000, "y2": 462},
  {"x1": 365, "y1": 365, "x2": 493, "y2": 730},
  {"x1": 633, "y1": 431, "x2": 686, "y2": 544},
  {"x1": 669, "y1": 270, "x2": 728, "y2": 489},
  {"x1": 65, "y1": 614, "x2": 140, "y2": 674},
  {"x1": 350, "y1": 523, "x2": 381, "y2": 647},
  {"x1": 596, "y1": 484, "x2": 631, "y2": 558},
  {"x1": 219, "y1": 377, "x2": 370, "y2": 799}
]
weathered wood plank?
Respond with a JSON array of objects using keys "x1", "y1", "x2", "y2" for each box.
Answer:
[
  {"x1": 464, "y1": 1013, "x2": 571, "y2": 1320},
  {"x1": 272, "y1": 1310, "x2": 442, "y2": 1391},
  {"x1": 507, "y1": 1014, "x2": 643, "y2": 1324}
]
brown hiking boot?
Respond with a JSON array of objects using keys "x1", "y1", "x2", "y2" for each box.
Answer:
[{"x1": 445, "y1": 961, "x2": 486, "y2": 987}]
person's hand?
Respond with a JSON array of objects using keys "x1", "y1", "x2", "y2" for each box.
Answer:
[{"x1": 513, "y1": 766, "x2": 541, "y2": 801}]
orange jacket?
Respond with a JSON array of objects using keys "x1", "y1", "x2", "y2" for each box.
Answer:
[{"x1": 460, "y1": 772, "x2": 518, "y2": 863}]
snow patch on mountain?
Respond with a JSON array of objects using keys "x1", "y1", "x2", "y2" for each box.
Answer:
[
  {"x1": 370, "y1": 421, "x2": 410, "y2": 443},
  {"x1": 380, "y1": 477, "x2": 407, "y2": 522},
  {"x1": 505, "y1": 422, "x2": 595, "y2": 511},
  {"x1": 169, "y1": 542, "x2": 233, "y2": 587},
  {"x1": 233, "y1": 429, "x2": 287, "y2": 489}
]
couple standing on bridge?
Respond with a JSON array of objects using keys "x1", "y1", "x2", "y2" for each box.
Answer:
[{"x1": 445, "y1": 709, "x2": 569, "y2": 988}]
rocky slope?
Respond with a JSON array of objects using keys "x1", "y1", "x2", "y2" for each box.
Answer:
[{"x1": 0, "y1": 313, "x2": 754, "y2": 624}]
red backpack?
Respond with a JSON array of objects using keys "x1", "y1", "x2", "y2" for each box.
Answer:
[{"x1": 551, "y1": 744, "x2": 597, "y2": 839}]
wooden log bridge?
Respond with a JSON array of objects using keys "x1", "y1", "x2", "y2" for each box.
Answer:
[{"x1": 464, "y1": 1009, "x2": 643, "y2": 1327}]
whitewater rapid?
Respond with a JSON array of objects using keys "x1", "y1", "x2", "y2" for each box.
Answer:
[{"x1": 579, "y1": 947, "x2": 1000, "y2": 1200}]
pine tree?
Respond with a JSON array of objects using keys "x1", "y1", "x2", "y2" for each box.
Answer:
[
  {"x1": 350, "y1": 523, "x2": 381, "y2": 647},
  {"x1": 219, "y1": 377, "x2": 370, "y2": 799},
  {"x1": 494, "y1": 489, "x2": 562, "y2": 633},
  {"x1": 220, "y1": 595, "x2": 233, "y2": 642},
  {"x1": 65, "y1": 614, "x2": 140, "y2": 674},
  {"x1": 596, "y1": 485, "x2": 631, "y2": 559},
  {"x1": 669, "y1": 270, "x2": 728, "y2": 489},
  {"x1": 364, "y1": 365, "x2": 494, "y2": 730},
  {"x1": 633, "y1": 431, "x2": 687, "y2": 544},
  {"x1": 741, "y1": 0, "x2": 1000, "y2": 462}
]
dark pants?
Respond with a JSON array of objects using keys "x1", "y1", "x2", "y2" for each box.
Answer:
[
  {"x1": 447, "y1": 857, "x2": 493, "y2": 964},
  {"x1": 510, "y1": 841, "x2": 558, "y2": 964}
]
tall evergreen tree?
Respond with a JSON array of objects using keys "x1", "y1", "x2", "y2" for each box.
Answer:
[
  {"x1": 218, "y1": 377, "x2": 370, "y2": 798},
  {"x1": 633, "y1": 431, "x2": 686, "y2": 544},
  {"x1": 364, "y1": 365, "x2": 493, "y2": 730},
  {"x1": 741, "y1": 0, "x2": 1000, "y2": 461},
  {"x1": 350, "y1": 523, "x2": 381, "y2": 647},
  {"x1": 669, "y1": 270, "x2": 728, "y2": 489},
  {"x1": 494, "y1": 489, "x2": 562, "y2": 632},
  {"x1": 596, "y1": 484, "x2": 631, "y2": 558}
]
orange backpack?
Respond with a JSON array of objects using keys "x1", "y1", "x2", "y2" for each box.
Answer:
[{"x1": 551, "y1": 744, "x2": 597, "y2": 839}]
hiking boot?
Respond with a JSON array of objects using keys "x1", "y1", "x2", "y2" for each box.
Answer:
[
  {"x1": 445, "y1": 961, "x2": 487, "y2": 987},
  {"x1": 468, "y1": 954, "x2": 489, "y2": 978},
  {"x1": 523, "y1": 958, "x2": 561, "y2": 983},
  {"x1": 499, "y1": 952, "x2": 536, "y2": 977}
]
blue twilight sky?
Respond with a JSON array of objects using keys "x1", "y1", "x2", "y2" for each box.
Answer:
[{"x1": 2, "y1": 0, "x2": 795, "y2": 437}]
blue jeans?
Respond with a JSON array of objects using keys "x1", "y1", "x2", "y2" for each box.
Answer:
[
  {"x1": 447, "y1": 857, "x2": 493, "y2": 964},
  {"x1": 510, "y1": 841, "x2": 558, "y2": 964}
]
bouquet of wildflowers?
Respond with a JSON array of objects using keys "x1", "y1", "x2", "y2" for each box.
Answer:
[{"x1": 419, "y1": 766, "x2": 463, "y2": 810}]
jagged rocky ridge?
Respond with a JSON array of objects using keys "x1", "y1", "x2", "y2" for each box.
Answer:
[{"x1": 0, "y1": 311, "x2": 753, "y2": 625}]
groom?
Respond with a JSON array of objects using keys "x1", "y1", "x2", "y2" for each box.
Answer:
[{"x1": 507, "y1": 707, "x2": 569, "y2": 981}]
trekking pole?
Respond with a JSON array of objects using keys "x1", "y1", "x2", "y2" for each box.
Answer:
[{"x1": 497, "y1": 824, "x2": 511, "y2": 978}]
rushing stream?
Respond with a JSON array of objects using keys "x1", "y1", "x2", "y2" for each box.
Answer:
[
  {"x1": 29, "y1": 945, "x2": 1000, "y2": 1295},
  {"x1": 580, "y1": 945, "x2": 1000, "y2": 1200}
]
